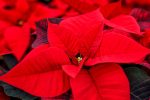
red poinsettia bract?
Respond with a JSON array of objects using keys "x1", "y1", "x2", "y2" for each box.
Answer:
[
  {"x1": 0, "y1": 0, "x2": 68, "y2": 60},
  {"x1": 0, "y1": 10, "x2": 149, "y2": 99}
]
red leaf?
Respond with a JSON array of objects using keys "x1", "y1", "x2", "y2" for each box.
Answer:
[
  {"x1": 48, "y1": 22, "x2": 66, "y2": 50},
  {"x1": 100, "y1": 1, "x2": 131, "y2": 19},
  {"x1": 0, "y1": 20, "x2": 11, "y2": 32},
  {"x1": 0, "y1": 21, "x2": 11, "y2": 55},
  {"x1": 110, "y1": 15, "x2": 141, "y2": 35},
  {"x1": 48, "y1": 10, "x2": 104, "y2": 57},
  {"x1": 104, "y1": 15, "x2": 141, "y2": 36},
  {"x1": 71, "y1": 63, "x2": 130, "y2": 100},
  {"x1": 15, "y1": 0, "x2": 29, "y2": 14},
  {"x1": 0, "y1": 38, "x2": 11, "y2": 56},
  {"x1": 0, "y1": 44, "x2": 70, "y2": 97},
  {"x1": 85, "y1": 31, "x2": 150, "y2": 66},
  {"x1": 4, "y1": 24, "x2": 30, "y2": 60}
]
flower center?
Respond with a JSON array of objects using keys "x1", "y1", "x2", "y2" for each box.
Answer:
[
  {"x1": 76, "y1": 53, "x2": 82, "y2": 64},
  {"x1": 77, "y1": 56, "x2": 82, "y2": 64},
  {"x1": 17, "y1": 20, "x2": 24, "y2": 26}
]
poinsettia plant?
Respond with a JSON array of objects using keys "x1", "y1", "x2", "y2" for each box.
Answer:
[
  {"x1": 0, "y1": 9, "x2": 150, "y2": 100},
  {"x1": 0, "y1": 0, "x2": 150, "y2": 100}
]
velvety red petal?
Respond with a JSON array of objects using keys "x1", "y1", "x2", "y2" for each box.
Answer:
[
  {"x1": 0, "y1": 30, "x2": 11, "y2": 55},
  {"x1": 53, "y1": 10, "x2": 104, "y2": 57},
  {"x1": 4, "y1": 24, "x2": 30, "y2": 60},
  {"x1": 48, "y1": 22, "x2": 66, "y2": 50},
  {"x1": 104, "y1": 15, "x2": 141, "y2": 36},
  {"x1": 0, "y1": 39, "x2": 11, "y2": 56},
  {"x1": 109, "y1": 15, "x2": 141, "y2": 35},
  {"x1": 100, "y1": 1, "x2": 131, "y2": 19},
  {"x1": 85, "y1": 31, "x2": 150, "y2": 66},
  {"x1": 16, "y1": 0, "x2": 29, "y2": 14},
  {"x1": 0, "y1": 44, "x2": 70, "y2": 97},
  {"x1": 0, "y1": 20, "x2": 11, "y2": 32},
  {"x1": 70, "y1": 63, "x2": 130, "y2": 100}
]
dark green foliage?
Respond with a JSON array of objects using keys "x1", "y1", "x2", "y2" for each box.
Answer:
[
  {"x1": 123, "y1": 65, "x2": 150, "y2": 100},
  {"x1": 0, "y1": 82, "x2": 38, "y2": 100}
]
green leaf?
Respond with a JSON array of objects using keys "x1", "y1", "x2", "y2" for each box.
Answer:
[
  {"x1": 0, "y1": 82, "x2": 38, "y2": 100},
  {"x1": 3, "y1": 54, "x2": 18, "y2": 70},
  {"x1": 124, "y1": 65, "x2": 150, "y2": 100}
]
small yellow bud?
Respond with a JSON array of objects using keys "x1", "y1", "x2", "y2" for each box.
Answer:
[
  {"x1": 77, "y1": 56, "x2": 82, "y2": 64},
  {"x1": 17, "y1": 20, "x2": 24, "y2": 26}
]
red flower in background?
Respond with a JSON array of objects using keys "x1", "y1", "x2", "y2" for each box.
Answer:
[
  {"x1": 0, "y1": 0, "x2": 149, "y2": 61},
  {"x1": 0, "y1": 10, "x2": 149, "y2": 99},
  {"x1": 0, "y1": 0, "x2": 69, "y2": 60},
  {"x1": 0, "y1": 0, "x2": 68, "y2": 28}
]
